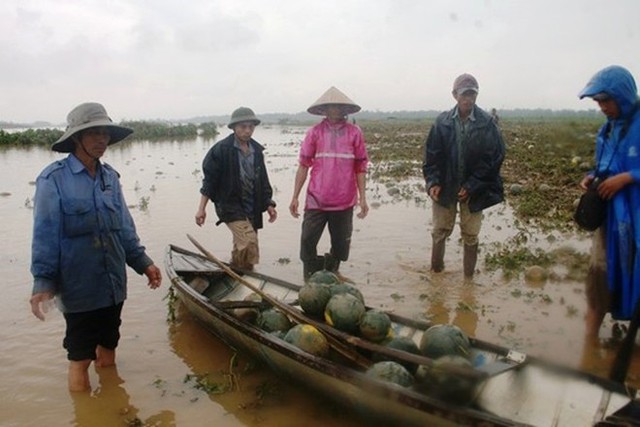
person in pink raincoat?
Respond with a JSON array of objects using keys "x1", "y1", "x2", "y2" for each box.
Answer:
[{"x1": 289, "y1": 87, "x2": 369, "y2": 280}]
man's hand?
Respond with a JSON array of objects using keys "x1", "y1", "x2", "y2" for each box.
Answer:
[
  {"x1": 144, "y1": 264, "x2": 162, "y2": 289},
  {"x1": 357, "y1": 200, "x2": 369, "y2": 219},
  {"x1": 289, "y1": 198, "x2": 300, "y2": 218},
  {"x1": 195, "y1": 208, "x2": 206, "y2": 226},
  {"x1": 429, "y1": 185, "x2": 441, "y2": 202},
  {"x1": 30, "y1": 292, "x2": 55, "y2": 321},
  {"x1": 598, "y1": 172, "x2": 633, "y2": 200},
  {"x1": 267, "y1": 205, "x2": 278, "y2": 223},
  {"x1": 457, "y1": 187, "x2": 469, "y2": 202}
]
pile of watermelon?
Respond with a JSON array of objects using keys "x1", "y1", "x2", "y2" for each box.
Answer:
[
  {"x1": 234, "y1": 272, "x2": 479, "y2": 403},
  {"x1": 299, "y1": 270, "x2": 365, "y2": 333},
  {"x1": 414, "y1": 324, "x2": 478, "y2": 404}
]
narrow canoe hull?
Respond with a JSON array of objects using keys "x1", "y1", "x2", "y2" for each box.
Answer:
[{"x1": 165, "y1": 244, "x2": 639, "y2": 427}]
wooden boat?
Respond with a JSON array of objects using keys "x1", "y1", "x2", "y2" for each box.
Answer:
[{"x1": 165, "y1": 244, "x2": 640, "y2": 426}]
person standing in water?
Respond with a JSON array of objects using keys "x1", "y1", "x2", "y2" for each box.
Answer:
[
  {"x1": 30, "y1": 102, "x2": 162, "y2": 392},
  {"x1": 289, "y1": 87, "x2": 369, "y2": 281},
  {"x1": 423, "y1": 74, "x2": 505, "y2": 278}
]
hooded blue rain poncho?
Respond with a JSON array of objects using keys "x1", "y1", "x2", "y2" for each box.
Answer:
[{"x1": 579, "y1": 65, "x2": 640, "y2": 320}]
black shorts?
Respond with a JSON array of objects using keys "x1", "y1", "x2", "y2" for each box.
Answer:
[{"x1": 63, "y1": 302, "x2": 124, "y2": 361}]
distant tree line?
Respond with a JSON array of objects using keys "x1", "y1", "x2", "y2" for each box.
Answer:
[
  {"x1": 0, "y1": 128, "x2": 63, "y2": 147},
  {"x1": 0, "y1": 121, "x2": 218, "y2": 147}
]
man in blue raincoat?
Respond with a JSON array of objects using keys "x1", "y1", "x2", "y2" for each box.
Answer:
[{"x1": 578, "y1": 65, "x2": 640, "y2": 337}]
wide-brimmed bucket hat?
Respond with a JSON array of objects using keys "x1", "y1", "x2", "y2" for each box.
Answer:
[
  {"x1": 228, "y1": 107, "x2": 261, "y2": 129},
  {"x1": 307, "y1": 86, "x2": 361, "y2": 116},
  {"x1": 52, "y1": 102, "x2": 133, "y2": 153}
]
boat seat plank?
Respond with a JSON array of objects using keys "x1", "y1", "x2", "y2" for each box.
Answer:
[{"x1": 172, "y1": 252, "x2": 217, "y2": 272}]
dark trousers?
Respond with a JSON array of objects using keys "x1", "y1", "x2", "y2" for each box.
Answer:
[{"x1": 300, "y1": 208, "x2": 353, "y2": 262}]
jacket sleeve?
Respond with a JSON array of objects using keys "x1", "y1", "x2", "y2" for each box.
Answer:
[
  {"x1": 353, "y1": 127, "x2": 368, "y2": 173},
  {"x1": 423, "y1": 123, "x2": 444, "y2": 190},
  {"x1": 30, "y1": 174, "x2": 62, "y2": 295},
  {"x1": 200, "y1": 146, "x2": 221, "y2": 201}
]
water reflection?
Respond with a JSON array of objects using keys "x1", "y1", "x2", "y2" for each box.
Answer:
[
  {"x1": 423, "y1": 274, "x2": 479, "y2": 340},
  {"x1": 71, "y1": 367, "x2": 175, "y2": 427},
  {"x1": 452, "y1": 283, "x2": 479, "y2": 339},
  {"x1": 167, "y1": 304, "x2": 367, "y2": 427}
]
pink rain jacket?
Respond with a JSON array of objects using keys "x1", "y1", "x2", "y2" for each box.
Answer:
[{"x1": 299, "y1": 118, "x2": 368, "y2": 211}]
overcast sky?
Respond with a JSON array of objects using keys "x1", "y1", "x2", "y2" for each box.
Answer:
[{"x1": 2, "y1": 0, "x2": 639, "y2": 123}]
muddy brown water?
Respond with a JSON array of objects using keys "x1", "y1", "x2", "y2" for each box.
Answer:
[{"x1": 1, "y1": 125, "x2": 637, "y2": 426}]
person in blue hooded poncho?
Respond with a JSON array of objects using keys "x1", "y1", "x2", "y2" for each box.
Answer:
[{"x1": 578, "y1": 65, "x2": 640, "y2": 337}]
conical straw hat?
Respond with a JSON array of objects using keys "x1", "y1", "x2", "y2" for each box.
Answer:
[{"x1": 307, "y1": 86, "x2": 361, "y2": 116}]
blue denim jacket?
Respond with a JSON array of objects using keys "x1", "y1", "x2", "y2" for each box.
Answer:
[{"x1": 30, "y1": 154, "x2": 153, "y2": 313}]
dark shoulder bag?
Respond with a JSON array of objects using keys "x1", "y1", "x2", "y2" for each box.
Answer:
[
  {"x1": 574, "y1": 120, "x2": 627, "y2": 231},
  {"x1": 574, "y1": 177, "x2": 606, "y2": 231}
]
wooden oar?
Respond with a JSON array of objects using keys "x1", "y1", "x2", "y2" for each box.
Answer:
[
  {"x1": 187, "y1": 234, "x2": 372, "y2": 369},
  {"x1": 609, "y1": 298, "x2": 640, "y2": 383}
]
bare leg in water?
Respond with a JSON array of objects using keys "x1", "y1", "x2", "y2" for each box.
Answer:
[{"x1": 68, "y1": 345, "x2": 116, "y2": 391}]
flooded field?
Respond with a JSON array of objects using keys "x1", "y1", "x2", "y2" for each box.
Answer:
[{"x1": 0, "y1": 122, "x2": 637, "y2": 426}]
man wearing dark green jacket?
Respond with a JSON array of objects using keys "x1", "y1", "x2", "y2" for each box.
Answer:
[{"x1": 423, "y1": 74, "x2": 505, "y2": 278}]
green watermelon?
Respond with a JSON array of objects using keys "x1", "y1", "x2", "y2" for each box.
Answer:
[
  {"x1": 299, "y1": 282, "x2": 332, "y2": 316},
  {"x1": 330, "y1": 283, "x2": 364, "y2": 303},
  {"x1": 359, "y1": 310, "x2": 392, "y2": 342},
  {"x1": 419, "y1": 324, "x2": 471, "y2": 360},
  {"x1": 308, "y1": 269, "x2": 340, "y2": 285},
  {"x1": 324, "y1": 293, "x2": 366, "y2": 334},
  {"x1": 373, "y1": 336, "x2": 421, "y2": 374},
  {"x1": 284, "y1": 324, "x2": 329, "y2": 357},
  {"x1": 256, "y1": 309, "x2": 292, "y2": 333},
  {"x1": 365, "y1": 361, "x2": 414, "y2": 387},
  {"x1": 415, "y1": 355, "x2": 477, "y2": 405}
]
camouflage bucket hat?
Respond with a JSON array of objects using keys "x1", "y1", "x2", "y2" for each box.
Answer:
[{"x1": 228, "y1": 107, "x2": 261, "y2": 129}]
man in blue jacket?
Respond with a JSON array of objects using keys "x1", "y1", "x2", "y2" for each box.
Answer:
[
  {"x1": 195, "y1": 107, "x2": 277, "y2": 270},
  {"x1": 423, "y1": 74, "x2": 505, "y2": 278},
  {"x1": 578, "y1": 65, "x2": 640, "y2": 337},
  {"x1": 30, "y1": 102, "x2": 162, "y2": 392}
]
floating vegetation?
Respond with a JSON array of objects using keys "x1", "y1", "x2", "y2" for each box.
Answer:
[
  {"x1": 138, "y1": 196, "x2": 150, "y2": 211},
  {"x1": 184, "y1": 352, "x2": 239, "y2": 395},
  {"x1": 164, "y1": 286, "x2": 178, "y2": 323},
  {"x1": 184, "y1": 372, "x2": 233, "y2": 395},
  {"x1": 390, "y1": 293, "x2": 404, "y2": 301},
  {"x1": 485, "y1": 243, "x2": 552, "y2": 280}
]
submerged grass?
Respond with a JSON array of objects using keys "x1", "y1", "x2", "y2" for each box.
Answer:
[
  {"x1": 360, "y1": 117, "x2": 602, "y2": 231},
  {"x1": 360, "y1": 116, "x2": 603, "y2": 275}
]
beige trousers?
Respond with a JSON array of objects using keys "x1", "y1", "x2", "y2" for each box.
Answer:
[
  {"x1": 431, "y1": 201, "x2": 483, "y2": 245},
  {"x1": 226, "y1": 220, "x2": 259, "y2": 268}
]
